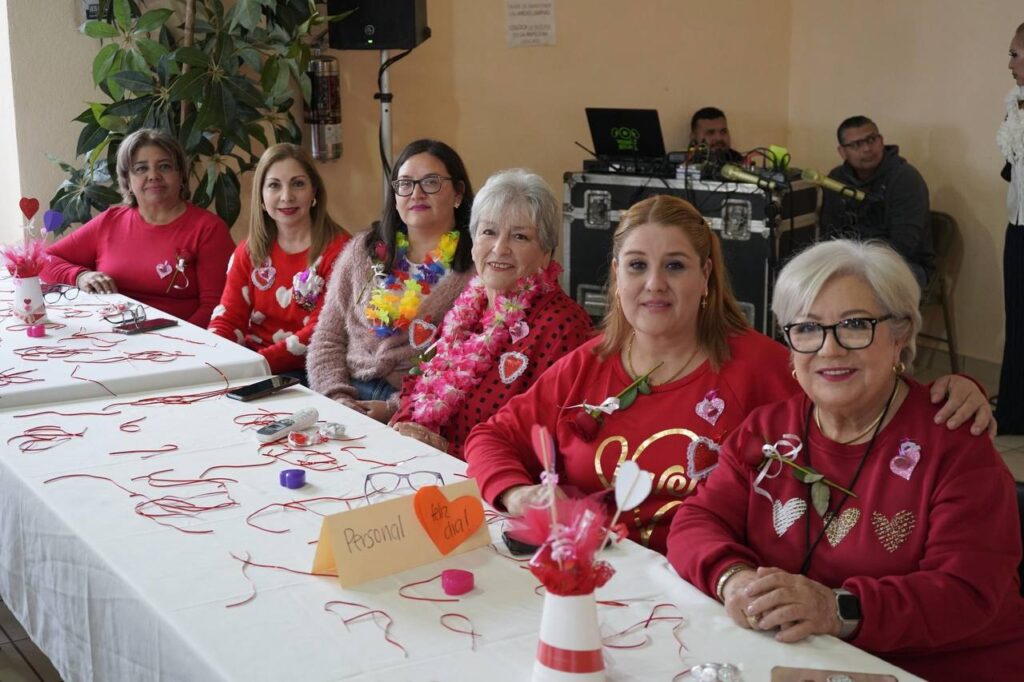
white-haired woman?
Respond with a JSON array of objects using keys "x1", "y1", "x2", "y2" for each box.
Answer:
[
  {"x1": 391, "y1": 169, "x2": 593, "y2": 457},
  {"x1": 668, "y1": 240, "x2": 1024, "y2": 681}
]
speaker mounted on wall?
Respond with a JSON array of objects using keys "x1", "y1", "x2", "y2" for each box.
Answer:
[{"x1": 327, "y1": 0, "x2": 430, "y2": 50}]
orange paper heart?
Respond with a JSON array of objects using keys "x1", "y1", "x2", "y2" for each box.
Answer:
[{"x1": 413, "y1": 485, "x2": 484, "y2": 555}]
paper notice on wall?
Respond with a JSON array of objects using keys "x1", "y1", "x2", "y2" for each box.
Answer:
[{"x1": 506, "y1": 0, "x2": 556, "y2": 47}]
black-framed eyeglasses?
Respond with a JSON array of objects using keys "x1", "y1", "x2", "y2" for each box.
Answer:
[
  {"x1": 840, "y1": 133, "x2": 880, "y2": 150},
  {"x1": 391, "y1": 174, "x2": 452, "y2": 197},
  {"x1": 363, "y1": 470, "x2": 445, "y2": 502},
  {"x1": 783, "y1": 315, "x2": 899, "y2": 353},
  {"x1": 41, "y1": 283, "x2": 80, "y2": 304}
]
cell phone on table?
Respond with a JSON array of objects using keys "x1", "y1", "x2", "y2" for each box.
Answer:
[
  {"x1": 771, "y1": 666, "x2": 898, "y2": 682},
  {"x1": 502, "y1": 530, "x2": 540, "y2": 556},
  {"x1": 111, "y1": 318, "x2": 178, "y2": 334},
  {"x1": 226, "y1": 376, "x2": 301, "y2": 402}
]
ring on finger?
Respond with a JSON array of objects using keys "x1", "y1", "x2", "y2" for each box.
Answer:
[{"x1": 746, "y1": 612, "x2": 761, "y2": 628}]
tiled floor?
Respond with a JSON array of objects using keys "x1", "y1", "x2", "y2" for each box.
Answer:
[{"x1": 0, "y1": 600, "x2": 62, "y2": 682}]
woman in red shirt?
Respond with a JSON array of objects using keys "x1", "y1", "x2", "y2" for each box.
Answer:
[
  {"x1": 209, "y1": 143, "x2": 349, "y2": 378},
  {"x1": 42, "y1": 128, "x2": 234, "y2": 326}
]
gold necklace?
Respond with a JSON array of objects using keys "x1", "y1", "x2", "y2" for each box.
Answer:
[
  {"x1": 815, "y1": 382, "x2": 902, "y2": 445},
  {"x1": 625, "y1": 333, "x2": 702, "y2": 386}
]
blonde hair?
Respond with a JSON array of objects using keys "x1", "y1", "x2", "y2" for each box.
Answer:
[
  {"x1": 597, "y1": 195, "x2": 749, "y2": 369},
  {"x1": 247, "y1": 143, "x2": 346, "y2": 266}
]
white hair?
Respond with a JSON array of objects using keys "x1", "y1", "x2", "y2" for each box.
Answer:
[
  {"x1": 469, "y1": 168, "x2": 559, "y2": 253},
  {"x1": 772, "y1": 239, "x2": 922, "y2": 365}
]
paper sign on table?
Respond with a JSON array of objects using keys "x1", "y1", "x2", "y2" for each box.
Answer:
[{"x1": 312, "y1": 479, "x2": 490, "y2": 588}]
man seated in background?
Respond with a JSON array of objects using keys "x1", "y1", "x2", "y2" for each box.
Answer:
[
  {"x1": 820, "y1": 115, "x2": 935, "y2": 288},
  {"x1": 689, "y1": 106, "x2": 743, "y2": 163}
]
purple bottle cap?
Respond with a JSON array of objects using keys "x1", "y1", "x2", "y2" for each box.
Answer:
[{"x1": 279, "y1": 468, "x2": 306, "y2": 489}]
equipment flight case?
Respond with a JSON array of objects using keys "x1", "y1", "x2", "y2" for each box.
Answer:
[{"x1": 562, "y1": 171, "x2": 818, "y2": 335}]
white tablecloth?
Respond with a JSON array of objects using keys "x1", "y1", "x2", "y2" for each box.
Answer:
[
  {"x1": 0, "y1": 384, "x2": 921, "y2": 682},
  {"x1": 0, "y1": 289, "x2": 269, "y2": 408}
]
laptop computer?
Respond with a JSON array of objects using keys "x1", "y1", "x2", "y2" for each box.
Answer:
[{"x1": 585, "y1": 108, "x2": 667, "y2": 161}]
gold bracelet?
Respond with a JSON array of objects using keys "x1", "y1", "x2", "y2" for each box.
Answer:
[{"x1": 715, "y1": 564, "x2": 754, "y2": 603}]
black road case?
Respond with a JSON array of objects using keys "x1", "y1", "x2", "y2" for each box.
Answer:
[{"x1": 562, "y1": 171, "x2": 818, "y2": 335}]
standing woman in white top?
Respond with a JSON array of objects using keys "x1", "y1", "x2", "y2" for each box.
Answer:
[{"x1": 996, "y1": 21, "x2": 1024, "y2": 434}]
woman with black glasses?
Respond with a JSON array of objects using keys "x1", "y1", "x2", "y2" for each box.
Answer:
[
  {"x1": 307, "y1": 139, "x2": 474, "y2": 423},
  {"x1": 668, "y1": 240, "x2": 1024, "y2": 681}
]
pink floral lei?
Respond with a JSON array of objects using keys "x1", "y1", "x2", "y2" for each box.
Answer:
[{"x1": 409, "y1": 261, "x2": 562, "y2": 431}]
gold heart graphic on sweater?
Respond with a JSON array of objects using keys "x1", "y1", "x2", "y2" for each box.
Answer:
[
  {"x1": 871, "y1": 510, "x2": 915, "y2": 553},
  {"x1": 824, "y1": 508, "x2": 861, "y2": 548}
]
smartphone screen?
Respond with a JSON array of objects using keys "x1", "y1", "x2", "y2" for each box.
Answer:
[
  {"x1": 112, "y1": 318, "x2": 179, "y2": 334},
  {"x1": 226, "y1": 376, "x2": 300, "y2": 402}
]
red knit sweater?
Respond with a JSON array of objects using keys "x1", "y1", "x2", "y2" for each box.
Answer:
[
  {"x1": 392, "y1": 286, "x2": 593, "y2": 459},
  {"x1": 41, "y1": 204, "x2": 234, "y2": 327},
  {"x1": 464, "y1": 330, "x2": 798, "y2": 552},
  {"x1": 208, "y1": 234, "x2": 349, "y2": 373},
  {"x1": 668, "y1": 381, "x2": 1024, "y2": 681}
]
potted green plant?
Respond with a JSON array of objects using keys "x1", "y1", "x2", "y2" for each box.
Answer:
[{"x1": 48, "y1": 0, "x2": 346, "y2": 232}]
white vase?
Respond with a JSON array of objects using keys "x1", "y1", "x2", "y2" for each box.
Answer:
[
  {"x1": 532, "y1": 592, "x2": 605, "y2": 681},
  {"x1": 12, "y1": 276, "x2": 46, "y2": 324}
]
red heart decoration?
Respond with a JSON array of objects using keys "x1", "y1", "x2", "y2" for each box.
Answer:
[
  {"x1": 409, "y1": 319, "x2": 437, "y2": 349},
  {"x1": 686, "y1": 436, "x2": 721, "y2": 481},
  {"x1": 19, "y1": 197, "x2": 40, "y2": 221},
  {"x1": 498, "y1": 351, "x2": 528, "y2": 384},
  {"x1": 413, "y1": 485, "x2": 485, "y2": 555}
]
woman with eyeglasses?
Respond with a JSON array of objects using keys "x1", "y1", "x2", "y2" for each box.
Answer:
[
  {"x1": 208, "y1": 144, "x2": 349, "y2": 379},
  {"x1": 307, "y1": 139, "x2": 474, "y2": 422},
  {"x1": 668, "y1": 240, "x2": 1024, "y2": 681},
  {"x1": 41, "y1": 128, "x2": 235, "y2": 326},
  {"x1": 465, "y1": 197, "x2": 991, "y2": 555},
  {"x1": 390, "y1": 169, "x2": 593, "y2": 456}
]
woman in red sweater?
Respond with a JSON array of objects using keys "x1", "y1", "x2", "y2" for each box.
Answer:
[
  {"x1": 390, "y1": 169, "x2": 593, "y2": 458},
  {"x1": 668, "y1": 240, "x2": 1024, "y2": 681},
  {"x1": 208, "y1": 144, "x2": 349, "y2": 378},
  {"x1": 42, "y1": 128, "x2": 234, "y2": 326},
  {"x1": 464, "y1": 196, "x2": 992, "y2": 554}
]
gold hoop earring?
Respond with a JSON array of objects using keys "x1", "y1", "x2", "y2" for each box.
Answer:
[
  {"x1": 791, "y1": 369, "x2": 798, "y2": 380},
  {"x1": 311, "y1": 197, "x2": 317, "y2": 207},
  {"x1": 893, "y1": 361, "x2": 906, "y2": 376}
]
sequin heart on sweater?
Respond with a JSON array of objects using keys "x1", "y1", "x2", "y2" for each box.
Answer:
[
  {"x1": 772, "y1": 498, "x2": 807, "y2": 537},
  {"x1": 872, "y1": 510, "x2": 915, "y2": 553},
  {"x1": 824, "y1": 507, "x2": 861, "y2": 547}
]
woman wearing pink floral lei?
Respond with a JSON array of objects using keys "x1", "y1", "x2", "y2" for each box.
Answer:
[
  {"x1": 391, "y1": 169, "x2": 593, "y2": 457},
  {"x1": 465, "y1": 195, "x2": 993, "y2": 554}
]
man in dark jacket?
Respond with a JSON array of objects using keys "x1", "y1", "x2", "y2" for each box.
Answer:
[
  {"x1": 689, "y1": 107, "x2": 743, "y2": 164},
  {"x1": 820, "y1": 116, "x2": 935, "y2": 287}
]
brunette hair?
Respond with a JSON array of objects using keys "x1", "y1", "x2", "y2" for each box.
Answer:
[
  {"x1": 115, "y1": 128, "x2": 189, "y2": 206},
  {"x1": 836, "y1": 115, "x2": 877, "y2": 144},
  {"x1": 247, "y1": 143, "x2": 346, "y2": 267},
  {"x1": 597, "y1": 195, "x2": 749, "y2": 369},
  {"x1": 361, "y1": 139, "x2": 474, "y2": 272}
]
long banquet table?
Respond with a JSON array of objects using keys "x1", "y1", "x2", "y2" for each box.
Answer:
[
  {"x1": 0, "y1": 374, "x2": 922, "y2": 681},
  {"x1": 0, "y1": 287, "x2": 269, "y2": 408}
]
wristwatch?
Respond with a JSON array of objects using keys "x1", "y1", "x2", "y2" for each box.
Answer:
[{"x1": 833, "y1": 588, "x2": 862, "y2": 639}]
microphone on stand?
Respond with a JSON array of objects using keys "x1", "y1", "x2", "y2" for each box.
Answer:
[
  {"x1": 719, "y1": 163, "x2": 781, "y2": 192},
  {"x1": 801, "y1": 168, "x2": 867, "y2": 202}
]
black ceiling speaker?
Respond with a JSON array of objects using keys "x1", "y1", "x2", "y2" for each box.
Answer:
[{"x1": 327, "y1": 1, "x2": 430, "y2": 50}]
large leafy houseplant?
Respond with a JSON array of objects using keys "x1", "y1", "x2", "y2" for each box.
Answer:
[{"x1": 49, "y1": 0, "x2": 343, "y2": 232}]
